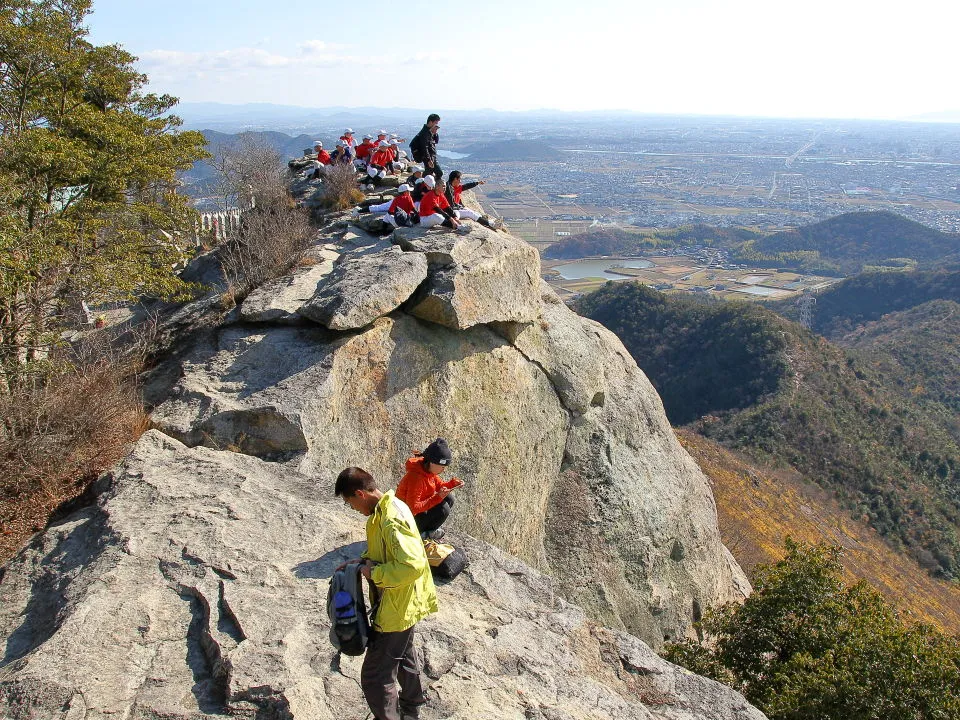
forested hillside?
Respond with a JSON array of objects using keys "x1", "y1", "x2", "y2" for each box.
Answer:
[
  {"x1": 769, "y1": 269, "x2": 960, "y2": 338},
  {"x1": 576, "y1": 282, "x2": 960, "y2": 579},
  {"x1": 842, "y1": 300, "x2": 960, "y2": 437},
  {"x1": 679, "y1": 429, "x2": 960, "y2": 632},
  {"x1": 545, "y1": 212, "x2": 959, "y2": 276},
  {"x1": 753, "y1": 211, "x2": 960, "y2": 273}
]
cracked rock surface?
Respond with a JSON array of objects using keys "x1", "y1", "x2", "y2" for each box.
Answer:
[
  {"x1": 0, "y1": 213, "x2": 759, "y2": 718},
  {"x1": 0, "y1": 431, "x2": 764, "y2": 720}
]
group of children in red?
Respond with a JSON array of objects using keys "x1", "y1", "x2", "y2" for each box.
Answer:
[
  {"x1": 364, "y1": 169, "x2": 499, "y2": 231},
  {"x1": 312, "y1": 128, "x2": 409, "y2": 182},
  {"x1": 309, "y1": 115, "x2": 501, "y2": 232}
]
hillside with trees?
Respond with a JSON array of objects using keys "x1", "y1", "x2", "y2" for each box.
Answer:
[
  {"x1": 769, "y1": 268, "x2": 960, "y2": 338},
  {"x1": 665, "y1": 541, "x2": 960, "y2": 720},
  {"x1": 841, "y1": 300, "x2": 960, "y2": 435},
  {"x1": 678, "y1": 429, "x2": 960, "y2": 632},
  {"x1": 545, "y1": 213, "x2": 959, "y2": 277},
  {"x1": 576, "y1": 282, "x2": 960, "y2": 580},
  {"x1": 751, "y1": 211, "x2": 960, "y2": 273}
]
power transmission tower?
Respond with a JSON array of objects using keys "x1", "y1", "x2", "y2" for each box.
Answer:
[{"x1": 796, "y1": 292, "x2": 816, "y2": 329}]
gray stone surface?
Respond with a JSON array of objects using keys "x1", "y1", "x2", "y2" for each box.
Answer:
[
  {"x1": 492, "y1": 282, "x2": 607, "y2": 416},
  {"x1": 298, "y1": 246, "x2": 428, "y2": 329},
  {"x1": 0, "y1": 206, "x2": 761, "y2": 718},
  {"x1": 239, "y1": 252, "x2": 338, "y2": 324},
  {"x1": 0, "y1": 431, "x2": 765, "y2": 720},
  {"x1": 150, "y1": 304, "x2": 747, "y2": 647},
  {"x1": 391, "y1": 224, "x2": 541, "y2": 329}
]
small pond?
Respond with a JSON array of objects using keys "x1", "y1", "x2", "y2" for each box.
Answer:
[
  {"x1": 729, "y1": 285, "x2": 790, "y2": 297},
  {"x1": 554, "y1": 258, "x2": 654, "y2": 281}
]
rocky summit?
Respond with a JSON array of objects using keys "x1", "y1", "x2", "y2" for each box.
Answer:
[{"x1": 0, "y1": 210, "x2": 760, "y2": 719}]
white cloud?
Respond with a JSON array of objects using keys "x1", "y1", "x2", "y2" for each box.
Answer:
[{"x1": 139, "y1": 43, "x2": 454, "y2": 76}]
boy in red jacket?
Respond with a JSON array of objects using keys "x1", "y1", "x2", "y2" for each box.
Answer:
[
  {"x1": 395, "y1": 438, "x2": 463, "y2": 540},
  {"x1": 368, "y1": 184, "x2": 418, "y2": 227},
  {"x1": 419, "y1": 180, "x2": 463, "y2": 230}
]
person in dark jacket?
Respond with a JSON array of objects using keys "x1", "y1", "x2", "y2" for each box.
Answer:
[
  {"x1": 410, "y1": 114, "x2": 441, "y2": 180},
  {"x1": 443, "y1": 170, "x2": 500, "y2": 229}
]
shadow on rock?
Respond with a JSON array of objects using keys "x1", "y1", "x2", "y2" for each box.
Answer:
[{"x1": 293, "y1": 542, "x2": 366, "y2": 580}]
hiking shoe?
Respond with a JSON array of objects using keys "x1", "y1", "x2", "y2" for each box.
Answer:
[{"x1": 427, "y1": 528, "x2": 446, "y2": 541}]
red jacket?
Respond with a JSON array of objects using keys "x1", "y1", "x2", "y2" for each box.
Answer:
[
  {"x1": 419, "y1": 190, "x2": 450, "y2": 217},
  {"x1": 370, "y1": 148, "x2": 393, "y2": 167},
  {"x1": 355, "y1": 141, "x2": 375, "y2": 160},
  {"x1": 389, "y1": 193, "x2": 415, "y2": 214},
  {"x1": 317, "y1": 150, "x2": 331, "y2": 165},
  {"x1": 395, "y1": 457, "x2": 458, "y2": 515}
]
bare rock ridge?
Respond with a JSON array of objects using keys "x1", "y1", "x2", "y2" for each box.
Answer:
[
  {"x1": 0, "y1": 211, "x2": 760, "y2": 718},
  {"x1": 0, "y1": 432, "x2": 763, "y2": 720}
]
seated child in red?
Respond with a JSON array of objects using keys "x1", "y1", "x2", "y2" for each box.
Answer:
[{"x1": 395, "y1": 438, "x2": 462, "y2": 539}]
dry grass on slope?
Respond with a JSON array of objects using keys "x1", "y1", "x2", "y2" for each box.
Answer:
[
  {"x1": 677, "y1": 428, "x2": 960, "y2": 634},
  {"x1": 0, "y1": 352, "x2": 149, "y2": 564}
]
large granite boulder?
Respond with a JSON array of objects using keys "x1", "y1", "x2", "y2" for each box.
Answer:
[
  {"x1": 298, "y1": 246, "x2": 428, "y2": 330},
  {"x1": 0, "y1": 431, "x2": 765, "y2": 720},
  {"x1": 0, "y1": 205, "x2": 756, "y2": 718},
  {"x1": 148, "y1": 242, "x2": 748, "y2": 647},
  {"x1": 392, "y1": 225, "x2": 541, "y2": 330}
]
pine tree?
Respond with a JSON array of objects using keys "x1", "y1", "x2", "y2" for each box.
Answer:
[{"x1": 0, "y1": 0, "x2": 208, "y2": 388}]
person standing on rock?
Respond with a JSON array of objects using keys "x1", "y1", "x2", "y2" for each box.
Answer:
[
  {"x1": 335, "y1": 467, "x2": 438, "y2": 720},
  {"x1": 410, "y1": 114, "x2": 441, "y2": 181},
  {"x1": 395, "y1": 438, "x2": 463, "y2": 540}
]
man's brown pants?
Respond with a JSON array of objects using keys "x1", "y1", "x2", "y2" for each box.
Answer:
[{"x1": 360, "y1": 625, "x2": 426, "y2": 720}]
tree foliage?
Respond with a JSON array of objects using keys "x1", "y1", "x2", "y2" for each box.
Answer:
[
  {"x1": 665, "y1": 540, "x2": 960, "y2": 720},
  {"x1": 0, "y1": 0, "x2": 208, "y2": 387}
]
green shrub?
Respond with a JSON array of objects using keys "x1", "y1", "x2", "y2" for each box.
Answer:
[{"x1": 665, "y1": 540, "x2": 960, "y2": 720}]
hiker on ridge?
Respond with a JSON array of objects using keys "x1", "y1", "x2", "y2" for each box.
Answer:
[
  {"x1": 444, "y1": 170, "x2": 500, "y2": 229},
  {"x1": 335, "y1": 466, "x2": 437, "y2": 720},
  {"x1": 410, "y1": 113, "x2": 441, "y2": 180},
  {"x1": 395, "y1": 438, "x2": 463, "y2": 540}
]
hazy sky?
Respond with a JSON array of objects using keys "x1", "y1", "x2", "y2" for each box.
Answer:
[{"x1": 87, "y1": 0, "x2": 956, "y2": 120}]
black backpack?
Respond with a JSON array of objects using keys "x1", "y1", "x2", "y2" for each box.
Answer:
[
  {"x1": 409, "y1": 132, "x2": 427, "y2": 163},
  {"x1": 327, "y1": 563, "x2": 372, "y2": 656},
  {"x1": 425, "y1": 541, "x2": 469, "y2": 580}
]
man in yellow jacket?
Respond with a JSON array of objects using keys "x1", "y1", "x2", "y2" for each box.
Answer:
[{"x1": 335, "y1": 467, "x2": 439, "y2": 720}]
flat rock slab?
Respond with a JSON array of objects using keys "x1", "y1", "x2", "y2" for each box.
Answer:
[
  {"x1": 240, "y1": 258, "x2": 337, "y2": 323},
  {"x1": 298, "y1": 246, "x2": 428, "y2": 330},
  {"x1": 392, "y1": 224, "x2": 541, "y2": 330}
]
